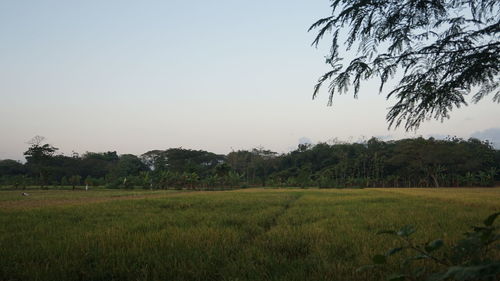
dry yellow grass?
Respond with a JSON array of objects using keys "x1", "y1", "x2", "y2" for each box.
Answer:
[
  {"x1": 0, "y1": 190, "x2": 185, "y2": 210},
  {"x1": 375, "y1": 187, "x2": 500, "y2": 209},
  {"x1": 0, "y1": 187, "x2": 498, "y2": 281}
]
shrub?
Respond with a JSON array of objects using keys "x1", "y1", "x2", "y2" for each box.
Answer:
[{"x1": 359, "y1": 213, "x2": 500, "y2": 281}]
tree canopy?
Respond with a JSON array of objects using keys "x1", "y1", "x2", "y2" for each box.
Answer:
[
  {"x1": 0, "y1": 137, "x2": 498, "y2": 189},
  {"x1": 310, "y1": 0, "x2": 499, "y2": 130}
]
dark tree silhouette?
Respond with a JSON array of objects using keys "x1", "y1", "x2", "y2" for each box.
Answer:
[
  {"x1": 23, "y1": 136, "x2": 59, "y2": 189},
  {"x1": 1, "y1": 137, "x2": 498, "y2": 188},
  {"x1": 310, "y1": 0, "x2": 499, "y2": 130}
]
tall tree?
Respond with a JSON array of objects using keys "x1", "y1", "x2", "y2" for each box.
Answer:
[
  {"x1": 310, "y1": 0, "x2": 499, "y2": 130},
  {"x1": 23, "y1": 136, "x2": 58, "y2": 188}
]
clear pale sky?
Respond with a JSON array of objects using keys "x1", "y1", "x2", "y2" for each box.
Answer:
[{"x1": 1, "y1": 0, "x2": 499, "y2": 160}]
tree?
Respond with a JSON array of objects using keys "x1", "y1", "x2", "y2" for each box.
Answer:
[
  {"x1": 24, "y1": 136, "x2": 58, "y2": 163},
  {"x1": 310, "y1": 0, "x2": 499, "y2": 130},
  {"x1": 140, "y1": 150, "x2": 167, "y2": 171},
  {"x1": 249, "y1": 148, "x2": 278, "y2": 186},
  {"x1": 0, "y1": 160, "x2": 25, "y2": 176},
  {"x1": 227, "y1": 150, "x2": 254, "y2": 183},
  {"x1": 80, "y1": 151, "x2": 119, "y2": 179},
  {"x1": 0, "y1": 160, "x2": 26, "y2": 189},
  {"x1": 68, "y1": 175, "x2": 81, "y2": 190},
  {"x1": 109, "y1": 154, "x2": 149, "y2": 179},
  {"x1": 23, "y1": 136, "x2": 58, "y2": 189}
]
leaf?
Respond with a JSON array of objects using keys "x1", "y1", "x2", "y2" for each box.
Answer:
[
  {"x1": 438, "y1": 264, "x2": 500, "y2": 281},
  {"x1": 402, "y1": 254, "x2": 428, "y2": 266},
  {"x1": 425, "y1": 239, "x2": 444, "y2": 252},
  {"x1": 373, "y1": 254, "x2": 387, "y2": 264},
  {"x1": 386, "y1": 247, "x2": 404, "y2": 256},
  {"x1": 410, "y1": 254, "x2": 429, "y2": 260},
  {"x1": 397, "y1": 225, "x2": 416, "y2": 237},
  {"x1": 473, "y1": 226, "x2": 488, "y2": 232},
  {"x1": 483, "y1": 212, "x2": 500, "y2": 226}
]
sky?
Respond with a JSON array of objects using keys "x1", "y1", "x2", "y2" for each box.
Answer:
[{"x1": 1, "y1": 0, "x2": 499, "y2": 160}]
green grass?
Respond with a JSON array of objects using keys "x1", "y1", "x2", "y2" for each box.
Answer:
[
  {"x1": 0, "y1": 189, "x2": 182, "y2": 202},
  {"x1": 0, "y1": 188, "x2": 498, "y2": 281}
]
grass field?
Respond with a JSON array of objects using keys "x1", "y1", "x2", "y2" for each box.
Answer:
[{"x1": 0, "y1": 188, "x2": 498, "y2": 281}]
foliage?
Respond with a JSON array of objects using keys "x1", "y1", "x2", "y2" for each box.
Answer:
[
  {"x1": 108, "y1": 154, "x2": 149, "y2": 180},
  {"x1": 141, "y1": 148, "x2": 224, "y2": 176},
  {"x1": 310, "y1": 0, "x2": 500, "y2": 130},
  {"x1": 23, "y1": 136, "x2": 59, "y2": 188},
  {"x1": 1, "y1": 136, "x2": 499, "y2": 189},
  {"x1": 68, "y1": 175, "x2": 81, "y2": 190},
  {"x1": 360, "y1": 213, "x2": 500, "y2": 281},
  {"x1": 269, "y1": 137, "x2": 497, "y2": 188},
  {"x1": 0, "y1": 160, "x2": 24, "y2": 176}
]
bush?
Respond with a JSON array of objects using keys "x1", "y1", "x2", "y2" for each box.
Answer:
[{"x1": 359, "y1": 213, "x2": 500, "y2": 281}]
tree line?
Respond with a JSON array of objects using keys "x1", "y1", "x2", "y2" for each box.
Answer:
[{"x1": 0, "y1": 136, "x2": 499, "y2": 189}]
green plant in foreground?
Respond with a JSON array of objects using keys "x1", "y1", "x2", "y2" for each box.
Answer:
[{"x1": 359, "y1": 213, "x2": 500, "y2": 281}]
